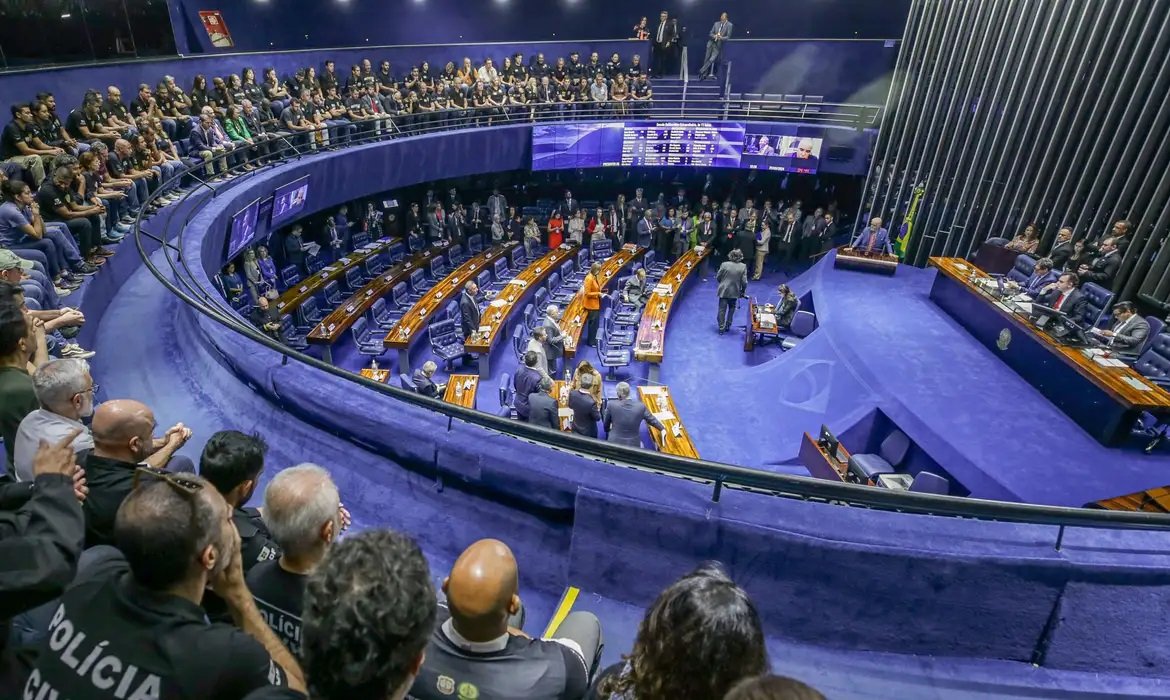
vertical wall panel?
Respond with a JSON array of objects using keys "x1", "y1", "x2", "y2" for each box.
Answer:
[{"x1": 863, "y1": 0, "x2": 1170, "y2": 301}]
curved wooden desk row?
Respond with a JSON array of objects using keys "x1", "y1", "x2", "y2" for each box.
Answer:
[
  {"x1": 360, "y1": 367, "x2": 480, "y2": 409},
  {"x1": 306, "y1": 243, "x2": 452, "y2": 360},
  {"x1": 465, "y1": 244, "x2": 580, "y2": 376},
  {"x1": 562, "y1": 244, "x2": 647, "y2": 362},
  {"x1": 384, "y1": 242, "x2": 520, "y2": 370},
  {"x1": 275, "y1": 237, "x2": 399, "y2": 315},
  {"x1": 543, "y1": 381, "x2": 697, "y2": 457},
  {"x1": 634, "y1": 245, "x2": 712, "y2": 381}
]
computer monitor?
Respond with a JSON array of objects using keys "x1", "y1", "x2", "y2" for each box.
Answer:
[
  {"x1": 1030, "y1": 303, "x2": 1088, "y2": 344},
  {"x1": 271, "y1": 175, "x2": 310, "y2": 229},
  {"x1": 225, "y1": 197, "x2": 261, "y2": 261}
]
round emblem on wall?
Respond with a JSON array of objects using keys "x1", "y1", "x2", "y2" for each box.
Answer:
[{"x1": 997, "y1": 328, "x2": 1012, "y2": 351}]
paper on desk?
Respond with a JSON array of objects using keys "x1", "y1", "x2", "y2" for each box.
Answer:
[
  {"x1": 653, "y1": 284, "x2": 673, "y2": 295},
  {"x1": 1122, "y1": 376, "x2": 1153, "y2": 392},
  {"x1": 558, "y1": 408, "x2": 574, "y2": 418},
  {"x1": 1092, "y1": 356, "x2": 1128, "y2": 368},
  {"x1": 653, "y1": 411, "x2": 676, "y2": 422},
  {"x1": 508, "y1": 279, "x2": 528, "y2": 287},
  {"x1": 641, "y1": 386, "x2": 665, "y2": 395},
  {"x1": 478, "y1": 325, "x2": 492, "y2": 333},
  {"x1": 489, "y1": 299, "x2": 507, "y2": 307}
]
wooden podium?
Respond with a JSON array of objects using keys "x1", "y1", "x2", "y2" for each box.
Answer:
[
  {"x1": 1089, "y1": 486, "x2": 1170, "y2": 512},
  {"x1": 834, "y1": 246, "x2": 899, "y2": 275}
]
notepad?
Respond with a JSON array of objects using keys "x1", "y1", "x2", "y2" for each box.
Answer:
[
  {"x1": 508, "y1": 279, "x2": 528, "y2": 288},
  {"x1": 489, "y1": 299, "x2": 507, "y2": 307},
  {"x1": 478, "y1": 325, "x2": 492, "y2": 333},
  {"x1": 653, "y1": 411, "x2": 676, "y2": 422},
  {"x1": 1092, "y1": 356, "x2": 1128, "y2": 368},
  {"x1": 1122, "y1": 376, "x2": 1153, "y2": 391}
]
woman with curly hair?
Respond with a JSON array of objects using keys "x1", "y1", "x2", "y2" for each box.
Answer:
[{"x1": 589, "y1": 563, "x2": 768, "y2": 700}]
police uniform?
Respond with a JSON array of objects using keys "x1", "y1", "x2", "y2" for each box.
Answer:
[
  {"x1": 245, "y1": 561, "x2": 306, "y2": 657},
  {"x1": 235, "y1": 506, "x2": 281, "y2": 570}
]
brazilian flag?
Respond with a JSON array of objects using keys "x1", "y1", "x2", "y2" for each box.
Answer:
[{"x1": 894, "y1": 186, "x2": 926, "y2": 259}]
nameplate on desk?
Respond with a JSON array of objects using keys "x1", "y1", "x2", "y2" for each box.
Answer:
[
  {"x1": 276, "y1": 302, "x2": 286, "y2": 309},
  {"x1": 299, "y1": 285, "x2": 309, "y2": 293},
  {"x1": 653, "y1": 284, "x2": 673, "y2": 295},
  {"x1": 340, "y1": 258, "x2": 351, "y2": 265},
  {"x1": 365, "y1": 289, "x2": 373, "y2": 297},
  {"x1": 345, "y1": 304, "x2": 355, "y2": 313},
  {"x1": 435, "y1": 292, "x2": 443, "y2": 299},
  {"x1": 478, "y1": 325, "x2": 492, "y2": 333},
  {"x1": 320, "y1": 272, "x2": 330, "y2": 278},
  {"x1": 508, "y1": 279, "x2": 527, "y2": 288},
  {"x1": 327, "y1": 323, "x2": 336, "y2": 332},
  {"x1": 405, "y1": 262, "x2": 412, "y2": 269}
]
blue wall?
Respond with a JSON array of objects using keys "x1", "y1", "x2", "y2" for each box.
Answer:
[{"x1": 168, "y1": 0, "x2": 909, "y2": 53}]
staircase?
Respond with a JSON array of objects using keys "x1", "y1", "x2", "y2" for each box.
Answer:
[{"x1": 649, "y1": 77, "x2": 726, "y2": 120}]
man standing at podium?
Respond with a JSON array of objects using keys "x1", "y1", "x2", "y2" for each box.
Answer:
[
  {"x1": 851, "y1": 217, "x2": 890, "y2": 254},
  {"x1": 699, "y1": 12, "x2": 734, "y2": 80}
]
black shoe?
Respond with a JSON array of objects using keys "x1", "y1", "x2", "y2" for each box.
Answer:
[{"x1": 75, "y1": 263, "x2": 100, "y2": 276}]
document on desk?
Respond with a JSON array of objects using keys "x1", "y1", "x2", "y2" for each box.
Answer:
[
  {"x1": 641, "y1": 386, "x2": 665, "y2": 395},
  {"x1": 1092, "y1": 356, "x2": 1128, "y2": 368},
  {"x1": 653, "y1": 411, "x2": 676, "y2": 423},
  {"x1": 489, "y1": 299, "x2": 507, "y2": 307},
  {"x1": 478, "y1": 325, "x2": 492, "y2": 334},
  {"x1": 508, "y1": 279, "x2": 528, "y2": 288},
  {"x1": 1122, "y1": 376, "x2": 1153, "y2": 392},
  {"x1": 558, "y1": 408, "x2": 574, "y2": 418},
  {"x1": 653, "y1": 284, "x2": 674, "y2": 295}
]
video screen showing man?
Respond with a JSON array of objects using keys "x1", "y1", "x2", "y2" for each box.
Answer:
[
  {"x1": 781, "y1": 137, "x2": 821, "y2": 170},
  {"x1": 740, "y1": 134, "x2": 823, "y2": 173}
]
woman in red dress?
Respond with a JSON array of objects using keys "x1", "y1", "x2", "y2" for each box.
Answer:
[{"x1": 547, "y1": 211, "x2": 565, "y2": 248}]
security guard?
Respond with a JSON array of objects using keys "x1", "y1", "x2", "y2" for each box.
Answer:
[{"x1": 198, "y1": 430, "x2": 281, "y2": 571}]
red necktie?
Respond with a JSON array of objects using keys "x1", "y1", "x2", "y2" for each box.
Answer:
[
  {"x1": 867, "y1": 231, "x2": 877, "y2": 250},
  {"x1": 1055, "y1": 292, "x2": 1066, "y2": 310}
]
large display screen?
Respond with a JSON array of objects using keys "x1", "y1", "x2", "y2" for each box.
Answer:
[
  {"x1": 531, "y1": 121, "x2": 822, "y2": 172},
  {"x1": 270, "y1": 175, "x2": 310, "y2": 229},
  {"x1": 226, "y1": 197, "x2": 260, "y2": 261}
]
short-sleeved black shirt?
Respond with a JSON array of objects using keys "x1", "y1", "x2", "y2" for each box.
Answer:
[
  {"x1": 106, "y1": 100, "x2": 131, "y2": 123},
  {"x1": 0, "y1": 120, "x2": 28, "y2": 159},
  {"x1": 37, "y1": 180, "x2": 75, "y2": 220},
  {"x1": 64, "y1": 109, "x2": 91, "y2": 139},
  {"x1": 245, "y1": 561, "x2": 307, "y2": 657},
  {"x1": 28, "y1": 557, "x2": 288, "y2": 700},
  {"x1": 489, "y1": 87, "x2": 506, "y2": 105}
]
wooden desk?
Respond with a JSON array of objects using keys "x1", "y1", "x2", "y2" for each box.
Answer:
[
  {"x1": 274, "y1": 237, "x2": 398, "y2": 316},
  {"x1": 360, "y1": 368, "x2": 390, "y2": 383},
  {"x1": 798, "y1": 431, "x2": 852, "y2": 482},
  {"x1": 551, "y1": 380, "x2": 573, "y2": 431},
  {"x1": 306, "y1": 245, "x2": 448, "y2": 364},
  {"x1": 633, "y1": 246, "x2": 710, "y2": 382},
  {"x1": 744, "y1": 297, "x2": 783, "y2": 352},
  {"x1": 442, "y1": 373, "x2": 479, "y2": 409},
  {"x1": 464, "y1": 245, "x2": 579, "y2": 377},
  {"x1": 834, "y1": 246, "x2": 899, "y2": 275},
  {"x1": 383, "y1": 242, "x2": 518, "y2": 374},
  {"x1": 638, "y1": 386, "x2": 698, "y2": 458},
  {"x1": 929, "y1": 256, "x2": 1170, "y2": 444},
  {"x1": 562, "y1": 244, "x2": 646, "y2": 362}
]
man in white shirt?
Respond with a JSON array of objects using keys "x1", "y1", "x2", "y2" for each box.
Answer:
[
  {"x1": 477, "y1": 58, "x2": 499, "y2": 84},
  {"x1": 13, "y1": 358, "x2": 94, "y2": 481}
]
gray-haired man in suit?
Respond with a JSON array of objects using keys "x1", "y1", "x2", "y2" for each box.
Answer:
[
  {"x1": 603, "y1": 382, "x2": 664, "y2": 448},
  {"x1": 716, "y1": 248, "x2": 748, "y2": 334},
  {"x1": 527, "y1": 376, "x2": 560, "y2": 430},
  {"x1": 699, "y1": 12, "x2": 734, "y2": 80},
  {"x1": 542, "y1": 304, "x2": 565, "y2": 375}
]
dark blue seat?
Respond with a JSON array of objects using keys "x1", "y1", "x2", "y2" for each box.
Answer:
[
  {"x1": 306, "y1": 253, "x2": 326, "y2": 274},
  {"x1": 323, "y1": 281, "x2": 342, "y2": 307},
  {"x1": 909, "y1": 472, "x2": 949, "y2": 494},
  {"x1": 596, "y1": 320, "x2": 632, "y2": 379},
  {"x1": 280, "y1": 265, "x2": 301, "y2": 288},
  {"x1": 389, "y1": 281, "x2": 410, "y2": 313},
  {"x1": 350, "y1": 317, "x2": 385, "y2": 357},
  {"x1": 388, "y1": 241, "x2": 406, "y2": 262},
  {"x1": 444, "y1": 299, "x2": 460, "y2": 327},
  {"x1": 409, "y1": 268, "x2": 434, "y2": 299},
  {"x1": 408, "y1": 232, "x2": 425, "y2": 253},
  {"x1": 609, "y1": 289, "x2": 641, "y2": 327},
  {"x1": 1006, "y1": 254, "x2": 1036, "y2": 285},
  {"x1": 603, "y1": 308, "x2": 636, "y2": 345},
  {"x1": 366, "y1": 252, "x2": 388, "y2": 276},
  {"x1": 497, "y1": 371, "x2": 514, "y2": 417},
  {"x1": 1078, "y1": 282, "x2": 1113, "y2": 328},
  {"x1": 509, "y1": 246, "x2": 526, "y2": 269},
  {"x1": 399, "y1": 373, "x2": 414, "y2": 391},
  {"x1": 1134, "y1": 334, "x2": 1170, "y2": 388},
  {"x1": 847, "y1": 430, "x2": 911, "y2": 483},
  {"x1": 475, "y1": 269, "x2": 492, "y2": 293},
  {"x1": 448, "y1": 244, "x2": 467, "y2": 265},
  {"x1": 344, "y1": 266, "x2": 364, "y2": 292},
  {"x1": 489, "y1": 257, "x2": 512, "y2": 292},
  {"x1": 511, "y1": 323, "x2": 527, "y2": 365},
  {"x1": 643, "y1": 249, "x2": 668, "y2": 275},
  {"x1": 523, "y1": 303, "x2": 538, "y2": 331},
  {"x1": 279, "y1": 315, "x2": 309, "y2": 350},
  {"x1": 780, "y1": 310, "x2": 818, "y2": 350},
  {"x1": 370, "y1": 297, "x2": 403, "y2": 329},
  {"x1": 1142, "y1": 317, "x2": 1165, "y2": 358},
  {"x1": 468, "y1": 233, "x2": 484, "y2": 253},
  {"x1": 428, "y1": 319, "x2": 464, "y2": 370},
  {"x1": 351, "y1": 231, "x2": 371, "y2": 249},
  {"x1": 532, "y1": 288, "x2": 549, "y2": 317},
  {"x1": 591, "y1": 239, "x2": 613, "y2": 259},
  {"x1": 430, "y1": 254, "x2": 449, "y2": 279},
  {"x1": 295, "y1": 297, "x2": 324, "y2": 333}
]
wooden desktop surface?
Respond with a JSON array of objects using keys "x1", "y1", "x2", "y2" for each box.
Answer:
[
  {"x1": 384, "y1": 242, "x2": 518, "y2": 350},
  {"x1": 359, "y1": 368, "x2": 391, "y2": 383},
  {"x1": 274, "y1": 237, "x2": 397, "y2": 315},
  {"x1": 638, "y1": 386, "x2": 698, "y2": 458},
  {"x1": 562, "y1": 245, "x2": 646, "y2": 361},
  {"x1": 442, "y1": 374, "x2": 480, "y2": 408},
  {"x1": 464, "y1": 245, "x2": 579, "y2": 355},
  {"x1": 799, "y1": 431, "x2": 852, "y2": 482},
  {"x1": 930, "y1": 257, "x2": 1170, "y2": 412},
  {"x1": 634, "y1": 246, "x2": 710, "y2": 364},
  {"x1": 744, "y1": 298, "x2": 782, "y2": 351},
  {"x1": 307, "y1": 245, "x2": 449, "y2": 344},
  {"x1": 551, "y1": 380, "x2": 574, "y2": 431}
]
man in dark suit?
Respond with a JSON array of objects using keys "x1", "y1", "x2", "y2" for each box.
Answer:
[
  {"x1": 569, "y1": 373, "x2": 601, "y2": 437},
  {"x1": 559, "y1": 190, "x2": 580, "y2": 219},
  {"x1": 1090, "y1": 300, "x2": 1150, "y2": 359},
  {"x1": 1035, "y1": 272, "x2": 1087, "y2": 319},
  {"x1": 603, "y1": 381, "x2": 664, "y2": 448},
  {"x1": 636, "y1": 209, "x2": 654, "y2": 248},
  {"x1": 459, "y1": 281, "x2": 481, "y2": 342},
  {"x1": 426, "y1": 203, "x2": 445, "y2": 245},
  {"x1": 445, "y1": 205, "x2": 465, "y2": 245},
  {"x1": 411, "y1": 360, "x2": 445, "y2": 398},
  {"x1": 1048, "y1": 227, "x2": 1074, "y2": 269},
  {"x1": 1007, "y1": 257, "x2": 1059, "y2": 297},
  {"x1": 716, "y1": 249, "x2": 748, "y2": 334},
  {"x1": 527, "y1": 377, "x2": 559, "y2": 430},
  {"x1": 1078, "y1": 237, "x2": 1121, "y2": 286},
  {"x1": 541, "y1": 304, "x2": 565, "y2": 375},
  {"x1": 699, "y1": 12, "x2": 734, "y2": 80},
  {"x1": 512, "y1": 351, "x2": 543, "y2": 420},
  {"x1": 623, "y1": 269, "x2": 649, "y2": 310},
  {"x1": 650, "y1": 11, "x2": 677, "y2": 77}
]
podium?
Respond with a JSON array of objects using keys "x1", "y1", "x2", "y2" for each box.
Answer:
[
  {"x1": 834, "y1": 246, "x2": 899, "y2": 275},
  {"x1": 1089, "y1": 486, "x2": 1170, "y2": 512}
]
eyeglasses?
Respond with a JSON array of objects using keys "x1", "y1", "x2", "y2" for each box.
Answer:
[{"x1": 133, "y1": 466, "x2": 203, "y2": 496}]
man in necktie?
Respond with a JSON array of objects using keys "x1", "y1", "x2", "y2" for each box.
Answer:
[
  {"x1": 651, "y1": 10, "x2": 674, "y2": 77},
  {"x1": 700, "y1": 13, "x2": 734, "y2": 79},
  {"x1": 1090, "y1": 300, "x2": 1150, "y2": 359},
  {"x1": 851, "y1": 217, "x2": 890, "y2": 254},
  {"x1": 1036, "y1": 272, "x2": 1085, "y2": 320}
]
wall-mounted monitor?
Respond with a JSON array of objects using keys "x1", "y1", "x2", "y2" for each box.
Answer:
[
  {"x1": 270, "y1": 175, "x2": 310, "y2": 229},
  {"x1": 225, "y1": 197, "x2": 261, "y2": 261},
  {"x1": 740, "y1": 127, "x2": 824, "y2": 174},
  {"x1": 532, "y1": 121, "x2": 745, "y2": 170}
]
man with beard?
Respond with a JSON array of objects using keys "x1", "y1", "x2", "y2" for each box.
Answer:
[{"x1": 199, "y1": 429, "x2": 282, "y2": 572}]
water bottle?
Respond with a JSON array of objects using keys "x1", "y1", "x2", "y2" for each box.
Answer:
[
  {"x1": 564, "y1": 369, "x2": 571, "y2": 383},
  {"x1": 371, "y1": 358, "x2": 378, "y2": 371},
  {"x1": 455, "y1": 381, "x2": 463, "y2": 399}
]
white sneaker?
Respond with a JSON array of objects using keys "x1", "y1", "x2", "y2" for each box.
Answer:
[
  {"x1": 55, "y1": 286, "x2": 74, "y2": 298},
  {"x1": 60, "y1": 343, "x2": 96, "y2": 359}
]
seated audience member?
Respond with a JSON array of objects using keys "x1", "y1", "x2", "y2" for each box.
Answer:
[
  {"x1": 0, "y1": 301, "x2": 39, "y2": 468},
  {"x1": 27, "y1": 472, "x2": 305, "y2": 699},
  {"x1": 252, "y1": 292, "x2": 282, "y2": 340},
  {"x1": 1048, "y1": 226, "x2": 1074, "y2": 269},
  {"x1": 528, "y1": 376, "x2": 560, "y2": 430},
  {"x1": 13, "y1": 358, "x2": 96, "y2": 481},
  {"x1": 724, "y1": 675, "x2": 826, "y2": 700},
  {"x1": 1006, "y1": 257, "x2": 1058, "y2": 297},
  {"x1": 0, "y1": 279, "x2": 50, "y2": 369},
  {"x1": 1035, "y1": 272, "x2": 1087, "y2": 318},
  {"x1": 571, "y1": 360, "x2": 603, "y2": 407},
  {"x1": 3, "y1": 103, "x2": 60, "y2": 187},
  {"x1": 248, "y1": 463, "x2": 345, "y2": 658},
  {"x1": 0, "y1": 181, "x2": 68, "y2": 288},
  {"x1": 1090, "y1": 300, "x2": 1149, "y2": 359},
  {"x1": 412, "y1": 360, "x2": 447, "y2": 398},
  {"x1": 82, "y1": 399, "x2": 194, "y2": 546},
  {"x1": 512, "y1": 350, "x2": 544, "y2": 420},
  {"x1": 1078, "y1": 236, "x2": 1121, "y2": 286},
  {"x1": 527, "y1": 327, "x2": 551, "y2": 380},
  {"x1": 590, "y1": 563, "x2": 767, "y2": 700},
  {"x1": 189, "y1": 112, "x2": 234, "y2": 178},
  {"x1": 411, "y1": 539, "x2": 600, "y2": 700},
  {"x1": 850, "y1": 217, "x2": 890, "y2": 254},
  {"x1": 200, "y1": 430, "x2": 281, "y2": 570},
  {"x1": 1004, "y1": 223, "x2": 1040, "y2": 254},
  {"x1": 38, "y1": 165, "x2": 107, "y2": 267},
  {"x1": 569, "y1": 371, "x2": 601, "y2": 437},
  {"x1": 623, "y1": 268, "x2": 649, "y2": 310},
  {"x1": 603, "y1": 381, "x2": 664, "y2": 449},
  {"x1": 775, "y1": 284, "x2": 799, "y2": 327}
]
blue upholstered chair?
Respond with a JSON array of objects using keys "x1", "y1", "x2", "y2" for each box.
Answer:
[
  {"x1": 430, "y1": 254, "x2": 449, "y2": 279},
  {"x1": 387, "y1": 241, "x2": 406, "y2": 263},
  {"x1": 531, "y1": 288, "x2": 549, "y2": 317},
  {"x1": 780, "y1": 310, "x2": 818, "y2": 350},
  {"x1": 409, "y1": 268, "x2": 434, "y2": 299},
  {"x1": 408, "y1": 232, "x2": 425, "y2": 253},
  {"x1": 609, "y1": 289, "x2": 641, "y2": 327},
  {"x1": 370, "y1": 298, "x2": 402, "y2": 329},
  {"x1": 602, "y1": 308, "x2": 636, "y2": 346},
  {"x1": 847, "y1": 430, "x2": 911, "y2": 483},
  {"x1": 399, "y1": 373, "x2": 414, "y2": 391},
  {"x1": 509, "y1": 245, "x2": 526, "y2": 269},
  {"x1": 448, "y1": 244, "x2": 467, "y2": 265},
  {"x1": 489, "y1": 257, "x2": 512, "y2": 292},
  {"x1": 1006, "y1": 254, "x2": 1036, "y2": 285},
  {"x1": 511, "y1": 324, "x2": 527, "y2": 365},
  {"x1": 279, "y1": 315, "x2": 309, "y2": 350},
  {"x1": 1142, "y1": 317, "x2": 1165, "y2": 358},
  {"x1": 388, "y1": 282, "x2": 410, "y2": 313},
  {"x1": 560, "y1": 260, "x2": 582, "y2": 288},
  {"x1": 909, "y1": 472, "x2": 949, "y2": 494},
  {"x1": 350, "y1": 317, "x2": 385, "y2": 357},
  {"x1": 591, "y1": 240, "x2": 613, "y2": 259},
  {"x1": 1077, "y1": 282, "x2": 1113, "y2": 328},
  {"x1": 323, "y1": 281, "x2": 342, "y2": 307},
  {"x1": 643, "y1": 249, "x2": 669, "y2": 277},
  {"x1": 475, "y1": 270, "x2": 492, "y2": 295},
  {"x1": 1134, "y1": 334, "x2": 1170, "y2": 388},
  {"x1": 468, "y1": 233, "x2": 484, "y2": 254},
  {"x1": 366, "y1": 252, "x2": 388, "y2": 276},
  {"x1": 344, "y1": 266, "x2": 364, "y2": 292},
  {"x1": 596, "y1": 321, "x2": 632, "y2": 379},
  {"x1": 350, "y1": 231, "x2": 371, "y2": 249},
  {"x1": 280, "y1": 265, "x2": 301, "y2": 288},
  {"x1": 444, "y1": 300, "x2": 461, "y2": 327},
  {"x1": 522, "y1": 303, "x2": 538, "y2": 331},
  {"x1": 497, "y1": 371, "x2": 515, "y2": 417},
  {"x1": 306, "y1": 253, "x2": 326, "y2": 274},
  {"x1": 295, "y1": 297, "x2": 324, "y2": 333},
  {"x1": 428, "y1": 319, "x2": 464, "y2": 370}
]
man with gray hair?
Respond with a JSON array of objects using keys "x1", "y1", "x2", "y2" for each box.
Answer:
[
  {"x1": 412, "y1": 359, "x2": 446, "y2": 398},
  {"x1": 542, "y1": 304, "x2": 565, "y2": 375},
  {"x1": 246, "y1": 463, "x2": 346, "y2": 657},
  {"x1": 526, "y1": 327, "x2": 551, "y2": 380},
  {"x1": 12, "y1": 358, "x2": 97, "y2": 481},
  {"x1": 527, "y1": 376, "x2": 559, "y2": 430},
  {"x1": 603, "y1": 381, "x2": 664, "y2": 448}
]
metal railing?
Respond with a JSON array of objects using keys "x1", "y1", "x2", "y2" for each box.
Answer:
[{"x1": 131, "y1": 105, "x2": 1170, "y2": 537}]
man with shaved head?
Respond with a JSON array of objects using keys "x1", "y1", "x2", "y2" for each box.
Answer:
[
  {"x1": 410, "y1": 538, "x2": 602, "y2": 699},
  {"x1": 82, "y1": 398, "x2": 193, "y2": 546}
]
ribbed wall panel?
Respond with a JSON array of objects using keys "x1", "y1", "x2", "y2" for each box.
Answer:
[{"x1": 863, "y1": 0, "x2": 1170, "y2": 300}]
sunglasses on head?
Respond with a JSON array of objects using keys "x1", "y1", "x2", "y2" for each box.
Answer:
[{"x1": 133, "y1": 466, "x2": 203, "y2": 496}]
